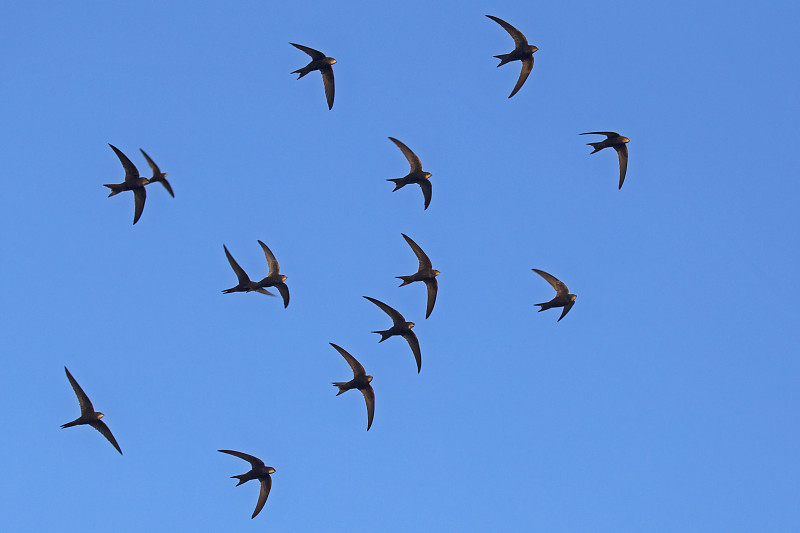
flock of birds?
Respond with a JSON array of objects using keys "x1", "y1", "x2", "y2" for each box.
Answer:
[{"x1": 62, "y1": 14, "x2": 632, "y2": 520}]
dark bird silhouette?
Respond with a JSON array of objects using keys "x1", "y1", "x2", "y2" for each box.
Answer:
[
  {"x1": 253, "y1": 240, "x2": 289, "y2": 308},
  {"x1": 221, "y1": 244, "x2": 276, "y2": 297},
  {"x1": 532, "y1": 269, "x2": 576, "y2": 322},
  {"x1": 218, "y1": 449, "x2": 275, "y2": 519},
  {"x1": 290, "y1": 42, "x2": 336, "y2": 110},
  {"x1": 61, "y1": 367, "x2": 122, "y2": 455},
  {"x1": 486, "y1": 15, "x2": 538, "y2": 98},
  {"x1": 331, "y1": 343, "x2": 374, "y2": 431},
  {"x1": 104, "y1": 144, "x2": 149, "y2": 224},
  {"x1": 364, "y1": 296, "x2": 422, "y2": 373},
  {"x1": 580, "y1": 132, "x2": 630, "y2": 189},
  {"x1": 139, "y1": 148, "x2": 174, "y2": 197},
  {"x1": 397, "y1": 233, "x2": 439, "y2": 318},
  {"x1": 387, "y1": 137, "x2": 433, "y2": 210}
]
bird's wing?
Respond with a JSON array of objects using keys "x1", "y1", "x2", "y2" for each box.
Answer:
[
  {"x1": 90, "y1": 420, "x2": 122, "y2": 455},
  {"x1": 252, "y1": 476, "x2": 272, "y2": 519},
  {"x1": 532, "y1": 268, "x2": 569, "y2": 296},
  {"x1": 402, "y1": 331, "x2": 422, "y2": 373},
  {"x1": 558, "y1": 300, "x2": 575, "y2": 322},
  {"x1": 224, "y1": 245, "x2": 251, "y2": 285},
  {"x1": 109, "y1": 144, "x2": 140, "y2": 185},
  {"x1": 486, "y1": 15, "x2": 529, "y2": 48},
  {"x1": 139, "y1": 148, "x2": 161, "y2": 177},
  {"x1": 257, "y1": 240, "x2": 280, "y2": 276},
  {"x1": 218, "y1": 449, "x2": 265, "y2": 469},
  {"x1": 424, "y1": 278, "x2": 438, "y2": 319},
  {"x1": 615, "y1": 144, "x2": 628, "y2": 189},
  {"x1": 508, "y1": 56, "x2": 533, "y2": 98},
  {"x1": 132, "y1": 187, "x2": 146, "y2": 225},
  {"x1": 255, "y1": 287, "x2": 277, "y2": 297},
  {"x1": 388, "y1": 137, "x2": 423, "y2": 172},
  {"x1": 401, "y1": 233, "x2": 433, "y2": 270},
  {"x1": 363, "y1": 296, "x2": 406, "y2": 326},
  {"x1": 330, "y1": 343, "x2": 366, "y2": 377},
  {"x1": 361, "y1": 385, "x2": 375, "y2": 431},
  {"x1": 580, "y1": 132, "x2": 619, "y2": 138},
  {"x1": 290, "y1": 42, "x2": 325, "y2": 60},
  {"x1": 274, "y1": 282, "x2": 290, "y2": 308},
  {"x1": 321, "y1": 67, "x2": 335, "y2": 110},
  {"x1": 64, "y1": 367, "x2": 95, "y2": 414},
  {"x1": 418, "y1": 179, "x2": 432, "y2": 210},
  {"x1": 159, "y1": 179, "x2": 175, "y2": 197}
]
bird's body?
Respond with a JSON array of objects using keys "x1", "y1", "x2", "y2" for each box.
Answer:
[
  {"x1": 139, "y1": 148, "x2": 174, "y2": 197},
  {"x1": 104, "y1": 144, "x2": 149, "y2": 224},
  {"x1": 486, "y1": 15, "x2": 538, "y2": 98},
  {"x1": 397, "y1": 233, "x2": 439, "y2": 318},
  {"x1": 61, "y1": 367, "x2": 122, "y2": 454},
  {"x1": 580, "y1": 131, "x2": 630, "y2": 189},
  {"x1": 291, "y1": 43, "x2": 336, "y2": 109},
  {"x1": 532, "y1": 268, "x2": 577, "y2": 322},
  {"x1": 364, "y1": 296, "x2": 422, "y2": 373},
  {"x1": 330, "y1": 343, "x2": 375, "y2": 430},
  {"x1": 387, "y1": 137, "x2": 433, "y2": 210},
  {"x1": 222, "y1": 241, "x2": 290, "y2": 305},
  {"x1": 218, "y1": 449, "x2": 275, "y2": 519}
]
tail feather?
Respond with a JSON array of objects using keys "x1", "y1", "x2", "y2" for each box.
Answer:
[
  {"x1": 372, "y1": 330, "x2": 392, "y2": 343},
  {"x1": 587, "y1": 142, "x2": 604, "y2": 154},
  {"x1": 494, "y1": 53, "x2": 512, "y2": 67},
  {"x1": 292, "y1": 68, "x2": 308, "y2": 79},
  {"x1": 386, "y1": 178, "x2": 405, "y2": 191},
  {"x1": 332, "y1": 382, "x2": 347, "y2": 395},
  {"x1": 231, "y1": 475, "x2": 247, "y2": 486},
  {"x1": 396, "y1": 276, "x2": 412, "y2": 287},
  {"x1": 104, "y1": 184, "x2": 123, "y2": 197}
]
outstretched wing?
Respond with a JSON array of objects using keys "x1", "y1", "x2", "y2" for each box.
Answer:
[
  {"x1": 290, "y1": 42, "x2": 325, "y2": 60},
  {"x1": 388, "y1": 137, "x2": 423, "y2": 173},
  {"x1": 218, "y1": 449, "x2": 265, "y2": 469},
  {"x1": 402, "y1": 331, "x2": 422, "y2": 373},
  {"x1": 321, "y1": 66, "x2": 335, "y2": 110},
  {"x1": 418, "y1": 179, "x2": 432, "y2": 210},
  {"x1": 90, "y1": 420, "x2": 122, "y2": 455},
  {"x1": 108, "y1": 144, "x2": 140, "y2": 185},
  {"x1": 401, "y1": 233, "x2": 433, "y2": 270},
  {"x1": 224, "y1": 245, "x2": 251, "y2": 285},
  {"x1": 615, "y1": 144, "x2": 628, "y2": 189},
  {"x1": 580, "y1": 131, "x2": 619, "y2": 139},
  {"x1": 532, "y1": 268, "x2": 569, "y2": 296},
  {"x1": 252, "y1": 476, "x2": 272, "y2": 518},
  {"x1": 361, "y1": 385, "x2": 375, "y2": 431},
  {"x1": 139, "y1": 148, "x2": 161, "y2": 176},
  {"x1": 424, "y1": 278, "x2": 438, "y2": 319},
  {"x1": 64, "y1": 367, "x2": 95, "y2": 414},
  {"x1": 132, "y1": 187, "x2": 146, "y2": 225},
  {"x1": 508, "y1": 56, "x2": 533, "y2": 98},
  {"x1": 330, "y1": 343, "x2": 366, "y2": 378},
  {"x1": 558, "y1": 300, "x2": 575, "y2": 322},
  {"x1": 363, "y1": 296, "x2": 406, "y2": 326},
  {"x1": 486, "y1": 15, "x2": 529, "y2": 48},
  {"x1": 257, "y1": 240, "x2": 281, "y2": 276},
  {"x1": 274, "y1": 282, "x2": 290, "y2": 308}
]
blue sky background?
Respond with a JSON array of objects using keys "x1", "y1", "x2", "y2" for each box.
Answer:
[{"x1": 2, "y1": 1, "x2": 799, "y2": 530}]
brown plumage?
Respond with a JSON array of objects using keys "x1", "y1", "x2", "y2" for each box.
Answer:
[
  {"x1": 532, "y1": 268, "x2": 577, "y2": 322},
  {"x1": 61, "y1": 366, "x2": 122, "y2": 455},
  {"x1": 291, "y1": 43, "x2": 336, "y2": 110},
  {"x1": 580, "y1": 131, "x2": 630, "y2": 189},
  {"x1": 386, "y1": 137, "x2": 433, "y2": 210},
  {"x1": 364, "y1": 296, "x2": 422, "y2": 373},
  {"x1": 218, "y1": 449, "x2": 275, "y2": 519},
  {"x1": 331, "y1": 343, "x2": 375, "y2": 431},
  {"x1": 486, "y1": 15, "x2": 538, "y2": 98},
  {"x1": 397, "y1": 233, "x2": 440, "y2": 318}
]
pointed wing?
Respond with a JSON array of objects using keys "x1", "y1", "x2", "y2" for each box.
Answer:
[
  {"x1": 388, "y1": 137, "x2": 423, "y2": 172},
  {"x1": 252, "y1": 476, "x2": 272, "y2": 518},
  {"x1": 401, "y1": 233, "x2": 432, "y2": 270},
  {"x1": 64, "y1": 367, "x2": 95, "y2": 414},
  {"x1": 89, "y1": 420, "x2": 122, "y2": 455},
  {"x1": 418, "y1": 179, "x2": 432, "y2": 210},
  {"x1": 255, "y1": 287, "x2": 277, "y2": 297},
  {"x1": 363, "y1": 296, "x2": 406, "y2": 326},
  {"x1": 615, "y1": 144, "x2": 628, "y2": 189},
  {"x1": 158, "y1": 178, "x2": 175, "y2": 197},
  {"x1": 580, "y1": 132, "x2": 619, "y2": 138},
  {"x1": 402, "y1": 331, "x2": 422, "y2": 373},
  {"x1": 109, "y1": 144, "x2": 140, "y2": 185},
  {"x1": 224, "y1": 245, "x2": 251, "y2": 285},
  {"x1": 532, "y1": 268, "x2": 569, "y2": 296},
  {"x1": 132, "y1": 187, "x2": 146, "y2": 225},
  {"x1": 218, "y1": 449, "x2": 265, "y2": 469},
  {"x1": 321, "y1": 66, "x2": 335, "y2": 110},
  {"x1": 139, "y1": 148, "x2": 161, "y2": 177},
  {"x1": 330, "y1": 343, "x2": 365, "y2": 378},
  {"x1": 274, "y1": 282, "x2": 290, "y2": 308},
  {"x1": 508, "y1": 56, "x2": 533, "y2": 98},
  {"x1": 361, "y1": 385, "x2": 375, "y2": 431},
  {"x1": 558, "y1": 300, "x2": 575, "y2": 322},
  {"x1": 424, "y1": 278, "x2": 438, "y2": 319},
  {"x1": 257, "y1": 240, "x2": 280, "y2": 276},
  {"x1": 486, "y1": 15, "x2": 529, "y2": 48},
  {"x1": 290, "y1": 42, "x2": 325, "y2": 60}
]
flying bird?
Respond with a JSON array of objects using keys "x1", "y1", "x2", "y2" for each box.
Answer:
[
  {"x1": 291, "y1": 42, "x2": 336, "y2": 110},
  {"x1": 104, "y1": 144, "x2": 149, "y2": 224},
  {"x1": 218, "y1": 449, "x2": 275, "y2": 519},
  {"x1": 532, "y1": 269, "x2": 576, "y2": 322},
  {"x1": 139, "y1": 148, "x2": 174, "y2": 197},
  {"x1": 61, "y1": 366, "x2": 122, "y2": 455},
  {"x1": 486, "y1": 15, "x2": 538, "y2": 98},
  {"x1": 331, "y1": 343, "x2": 374, "y2": 431},
  {"x1": 387, "y1": 137, "x2": 433, "y2": 210},
  {"x1": 397, "y1": 233, "x2": 439, "y2": 318},
  {"x1": 580, "y1": 132, "x2": 630, "y2": 189},
  {"x1": 364, "y1": 296, "x2": 422, "y2": 373},
  {"x1": 222, "y1": 244, "x2": 276, "y2": 297},
  {"x1": 253, "y1": 240, "x2": 290, "y2": 308}
]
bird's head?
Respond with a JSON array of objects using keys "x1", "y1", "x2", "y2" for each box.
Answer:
[
  {"x1": 408, "y1": 321, "x2": 415, "y2": 329},
  {"x1": 280, "y1": 275, "x2": 288, "y2": 282},
  {"x1": 267, "y1": 467, "x2": 276, "y2": 474},
  {"x1": 621, "y1": 137, "x2": 630, "y2": 144},
  {"x1": 96, "y1": 412, "x2": 105, "y2": 419},
  {"x1": 569, "y1": 294, "x2": 577, "y2": 302},
  {"x1": 326, "y1": 57, "x2": 337, "y2": 65},
  {"x1": 367, "y1": 375, "x2": 373, "y2": 383},
  {"x1": 433, "y1": 269, "x2": 440, "y2": 277},
  {"x1": 424, "y1": 172, "x2": 432, "y2": 179},
  {"x1": 531, "y1": 45, "x2": 539, "y2": 53}
]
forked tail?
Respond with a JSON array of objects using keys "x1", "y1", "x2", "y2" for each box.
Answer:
[
  {"x1": 372, "y1": 329, "x2": 392, "y2": 343},
  {"x1": 386, "y1": 178, "x2": 406, "y2": 191},
  {"x1": 586, "y1": 142, "x2": 604, "y2": 154},
  {"x1": 494, "y1": 53, "x2": 512, "y2": 67},
  {"x1": 332, "y1": 382, "x2": 348, "y2": 395}
]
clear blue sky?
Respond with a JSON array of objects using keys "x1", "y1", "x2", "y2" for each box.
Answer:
[{"x1": 2, "y1": 1, "x2": 799, "y2": 531}]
